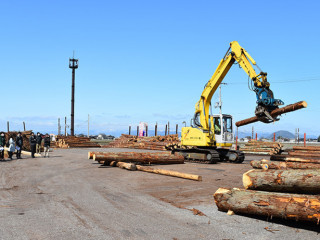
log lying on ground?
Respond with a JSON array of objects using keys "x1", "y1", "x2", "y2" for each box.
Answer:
[
  {"x1": 243, "y1": 169, "x2": 320, "y2": 193},
  {"x1": 270, "y1": 155, "x2": 320, "y2": 163},
  {"x1": 4, "y1": 147, "x2": 41, "y2": 157},
  {"x1": 136, "y1": 165, "x2": 202, "y2": 181},
  {"x1": 288, "y1": 152, "x2": 320, "y2": 158},
  {"x1": 214, "y1": 188, "x2": 320, "y2": 223},
  {"x1": 235, "y1": 101, "x2": 307, "y2": 127},
  {"x1": 21, "y1": 150, "x2": 41, "y2": 157},
  {"x1": 88, "y1": 151, "x2": 105, "y2": 159},
  {"x1": 92, "y1": 152, "x2": 184, "y2": 164},
  {"x1": 251, "y1": 160, "x2": 320, "y2": 169},
  {"x1": 293, "y1": 146, "x2": 320, "y2": 151},
  {"x1": 116, "y1": 162, "x2": 137, "y2": 171}
]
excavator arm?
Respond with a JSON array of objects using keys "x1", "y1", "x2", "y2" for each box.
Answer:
[{"x1": 193, "y1": 41, "x2": 284, "y2": 136}]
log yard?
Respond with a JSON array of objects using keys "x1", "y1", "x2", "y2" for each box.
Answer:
[{"x1": 1, "y1": 1, "x2": 320, "y2": 240}]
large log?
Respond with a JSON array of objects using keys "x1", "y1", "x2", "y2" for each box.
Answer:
[
  {"x1": 293, "y1": 146, "x2": 320, "y2": 151},
  {"x1": 92, "y1": 152, "x2": 184, "y2": 164},
  {"x1": 251, "y1": 160, "x2": 320, "y2": 169},
  {"x1": 116, "y1": 162, "x2": 137, "y2": 171},
  {"x1": 243, "y1": 169, "x2": 320, "y2": 193},
  {"x1": 88, "y1": 151, "x2": 105, "y2": 159},
  {"x1": 271, "y1": 155, "x2": 320, "y2": 163},
  {"x1": 235, "y1": 101, "x2": 307, "y2": 127},
  {"x1": 136, "y1": 165, "x2": 202, "y2": 181},
  {"x1": 288, "y1": 152, "x2": 320, "y2": 157},
  {"x1": 214, "y1": 188, "x2": 320, "y2": 223}
]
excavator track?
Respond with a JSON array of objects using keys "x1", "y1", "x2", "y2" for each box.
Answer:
[{"x1": 171, "y1": 146, "x2": 244, "y2": 164}]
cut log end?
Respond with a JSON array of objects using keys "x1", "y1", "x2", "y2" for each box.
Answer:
[
  {"x1": 214, "y1": 187, "x2": 231, "y2": 195},
  {"x1": 243, "y1": 169, "x2": 254, "y2": 189}
]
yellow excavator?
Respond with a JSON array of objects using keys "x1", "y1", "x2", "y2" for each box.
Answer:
[{"x1": 173, "y1": 41, "x2": 284, "y2": 163}]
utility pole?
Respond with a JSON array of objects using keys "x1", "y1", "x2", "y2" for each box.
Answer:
[
  {"x1": 65, "y1": 117, "x2": 67, "y2": 136},
  {"x1": 87, "y1": 114, "x2": 90, "y2": 138},
  {"x1": 215, "y1": 83, "x2": 227, "y2": 115},
  {"x1": 58, "y1": 118, "x2": 61, "y2": 136},
  {"x1": 252, "y1": 126, "x2": 254, "y2": 140},
  {"x1": 69, "y1": 53, "x2": 78, "y2": 136},
  {"x1": 23, "y1": 122, "x2": 26, "y2": 131}
]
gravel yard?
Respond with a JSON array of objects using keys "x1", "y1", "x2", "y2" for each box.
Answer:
[{"x1": 0, "y1": 148, "x2": 319, "y2": 240}]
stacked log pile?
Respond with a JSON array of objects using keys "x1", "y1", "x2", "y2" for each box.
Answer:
[
  {"x1": 286, "y1": 146, "x2": 320, "y2": 158},
  {"x1": 240, "y1": 141, "x2": 283, "y2": 155},
  {"x1": 214, "y1": 155, "x2": 320, "y2": 223},
  {"x1": 55, "y1": 136, "x2": 100, "y2": 148},
  {"x1": 102, "y1": 134, "x2": 180, "y2": 151},
  {"x1": 5, "y1": 130, "x2": 33, "y2": 151}
]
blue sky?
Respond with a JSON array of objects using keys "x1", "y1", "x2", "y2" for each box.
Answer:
[{"x1": 0, "y1": 0, "x2": 319, "y2": 136}]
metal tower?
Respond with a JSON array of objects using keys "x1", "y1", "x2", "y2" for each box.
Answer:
[{"x1": 69, "y1": 54, "x2": 78, "y2": 136}]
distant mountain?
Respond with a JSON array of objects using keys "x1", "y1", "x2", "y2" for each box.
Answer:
[{"x1": 268, "y1": 130, "x2": 295, "y2": 139}]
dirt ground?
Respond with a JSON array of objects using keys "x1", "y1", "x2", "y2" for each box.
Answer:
[{"x1": 0, "y1": 148, "x2": 319, "y2": 240}]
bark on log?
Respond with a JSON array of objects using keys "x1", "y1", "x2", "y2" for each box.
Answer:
[
  {"x1": 288, "y1": 152, "x2": 320, "y2": 157},
  {"x1": 136, "y1": 165, "x2": 202, "y2": 181},
  {"x1": 88, "y1": 151, "x2": 104, "y2": 159},
  {"x1": 214, "y1": 188, "x2": 320, "y2": 223},
  {"x1": 116, "y1": 162, "x2": 137, "y2": 171},
  {"x1": 92, "y1": 152, "x2": 184, "y2": 164},
  {"x1": 293, "y1": 146, "x2": 320, "y2": 151},
  {"x1": 271, "y1": 155, "x2": 320, "y2": 163},
  {"x1": 235, "y1": 101, "x2": 307, "y2": 127},
  {"x1": 251, "y1": 160, "x2": 320, "y2": 169},
  {"x1": 243, "y1": 169, "x2": 320, "y2": 193},
  {"x1": 21, "y1": 150, "x2": 41, "y2": 157}
]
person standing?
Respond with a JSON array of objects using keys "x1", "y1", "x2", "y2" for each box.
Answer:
[
  {"x1": 8, "y1": 136, "x2": 15, "y2": 160},
  {"x1": 36, "y1": 132, "x2": 42, "y2": 155},
  {"x1": 29, "y1": 132, "x2": 37, "y2": 158},
  {"x1": 16, "y1": 132, "x2": 23, "y2": 159},
  {"x1": 43, "y1": 133, "x2": 50, "y2": 158},
  {"x1": 0, "y1": 132, "x2": 5, "y2": 161}
]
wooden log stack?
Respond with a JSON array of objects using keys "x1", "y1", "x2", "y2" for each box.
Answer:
[
  {"x1": 102, "y1": 134, "x2": 180, "y2": 151},
  {"x1": 240, "y1": 140, "x2": 282, "y2": 155},
  {"x1": 55, "y1": 136, "x2": 100, "y2": 148},
  {"x1": 5, "y1": 130, "x2": 33, "y2": 151},
  {"x1": 286, "y1": 146, "x2": 320, "y2": 158},
  {"x1": 214, "y1": 151, "x2": 320, "y2": 223}
]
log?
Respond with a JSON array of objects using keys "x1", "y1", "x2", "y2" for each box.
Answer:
[
  {"x1": 251, "y1": 160, "x2": 320, "y2": 169},
  {"x1": 288, "y1": 152, "x2": 320, "y2": 157},
  {"x1": 116, "y1": 162, "x2": 137, "y2": 171},
  {"x1": 271, "y1": 155, "x2": 320, "y2": 164},
  {"x1": 88, "y1": 151, "x2": 105, "y2": 159},
  {"x1": 136, "y1": 165, "x2": 202, "y2": 181},
  {"x1": 214, "y1": 188, "x2": 320, "y2": 223},
  {"x1": 92, "y1": 152, "x2": 184, "y2": 164},
  {"x1": 21, "y1": 150, "x2": 41, "y2": 157},
  {"x1": 293, "y1": 146, "x2": 320, "y2": 151},
  {"x1": 243, "y1": 169, "x2": 320, "y2": 193},
  {"x1": 235, "y1": 101, "x2": 307, "y2": 127},
  {"x1": 240, "y1": 151, "x2": 270, "y2": 155}
]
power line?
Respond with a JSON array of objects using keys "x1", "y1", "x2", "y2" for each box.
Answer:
[{"x1": 225, "y1": 77, "x2": 320, "y2": 85}]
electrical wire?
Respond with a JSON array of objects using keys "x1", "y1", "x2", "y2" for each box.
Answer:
[{"x1": 226, "y1": 77, "x2": 320, "y2": 85}]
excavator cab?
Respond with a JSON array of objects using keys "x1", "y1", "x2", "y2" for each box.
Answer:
[{"x1": 213, "y1": 114, "x2": 233, "y2": 148}]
